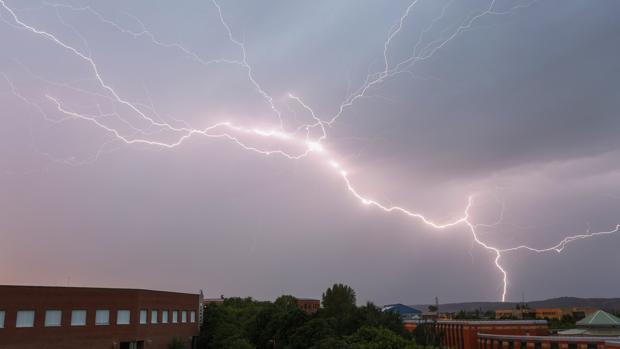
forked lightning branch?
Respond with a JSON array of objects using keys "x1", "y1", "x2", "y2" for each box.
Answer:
[{"x1": 1, "y1": 0, "x2": 618, "y2": 301}]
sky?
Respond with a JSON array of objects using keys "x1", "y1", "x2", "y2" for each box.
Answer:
[{"x1": 0, "y1": 0, "x2": 619, "y2": 305}]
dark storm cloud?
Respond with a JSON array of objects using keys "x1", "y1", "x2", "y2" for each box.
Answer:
[{"x1": 0, "y1": 0, "x2": 619, "y2": 304}]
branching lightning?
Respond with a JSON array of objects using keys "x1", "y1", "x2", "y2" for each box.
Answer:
[{"x1": 1, "y1": 0, "x2": 617, "y2": 302}]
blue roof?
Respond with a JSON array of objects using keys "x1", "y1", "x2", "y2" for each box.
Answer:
[{"x1": 382, "y1": 304, "x2": 422, "y2": 315}]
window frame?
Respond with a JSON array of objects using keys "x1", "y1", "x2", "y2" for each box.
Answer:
[
  {"x1": 116, "y1": 310, "x2": 131, "y2": 325},
  {"x1": 139, "y1": 309, "x2": 148, "y2": 325},
  {"x1": 151, "y1": 310, "x2": 158, "y2": 324},
  {"x1": 44, "y1": 310, "x2": 62, "y2": 327},
  {"x1": 95, "y1": 309, "x2": 110, "y2": 326},
  {"x1": 16, "y1": 310, "x2": 36, "y2": 328},
  {"x1": 0, "y1": 310, "x2": 6, "y2": 328},
  {"x1": 162, "y1": 310, "x2": 169, "y2": 324},
  {"x1": 71, "y1": 310, "x2": 87, "y2": 326}
]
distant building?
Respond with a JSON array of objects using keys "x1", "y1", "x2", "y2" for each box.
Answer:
[
  {"x1": 496, "y1": 309, "x2": 520, "y2": 319},
  {"x1": 477, "y1": 311, "x2": 620, "y2": 349},
  {"x1": 203, "y1": 295, "x2": 226, "y2": 307},
  {"x1": 421, "y1": 310, "x2": 453, "y2": 321},
  {"x1": 536, "y1": 308, "x2": 566, "y2": 320},
  {"x1": 496, "y1": 308, "x2": 536, "y2": 319},
  {"x1": 0, "y1": 285, "x2": 201, "y2": 349},
  {"x1": 382, "y1": 304, "x2": 422, "y2": 320},
  {"x1": 558, "y1": 310, "x2": 620, "y2": 337},
  {"x1": 571, "y1": 308, "x2": 600, "y2": 321},
  {"x1": 296, "y1": 298, "x2": 320, "y2": 314},
  {"x1": 496, "y1": 307, "x2": 597, "y2": 320},
  {"x1": 479, "y1": 332, "x2": 620, "y2": 349},
  {"x1": 404, "y1": 319, "x2": 549, "y2": 349}
]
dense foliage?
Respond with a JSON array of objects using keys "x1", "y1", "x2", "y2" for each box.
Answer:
[
  {"x1": 198, "y1": 284, "x2": 431, "y2": 349},
  {"x1": 168, "y1": 337, "x2": 187, "y2": 349},
  {"x1": 453, "y1": 310, "x2": 495, "y2": 320},
  {"x1": 547, "y1": 315, "x2": 576, "y2": 329}
]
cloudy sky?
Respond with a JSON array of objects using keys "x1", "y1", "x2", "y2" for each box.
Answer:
[{"x1": 1, "y1": 0, "x2": 619, "y2": 305}]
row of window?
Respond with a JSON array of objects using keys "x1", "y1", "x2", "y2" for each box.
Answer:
[
  {"x1": 0, "y1": 309, "x2": 196, "y2": 329},
  {"x1": 481, "y1": 340, "x2": 598, "y2": 349},
  {"x1": 139, "y1": 309, "x2": 196, "y2": 325}
]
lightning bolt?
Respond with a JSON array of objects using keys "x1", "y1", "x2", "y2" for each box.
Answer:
[{"x1": 1, "y1": 0, "x2": 617, "y2": 302}]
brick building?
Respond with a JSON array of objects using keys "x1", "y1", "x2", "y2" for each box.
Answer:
[
  {"x1": 477, "y1": 333, "x2": 620, "y2": 349},
  {"x1": 404, "y1": 320, "x2": 550, "y2": 349},
  {"x1": 496, "y1": 308, "x2": 597, "y2": 321},
  {"x1": 0, "y1": 285, "x2": 201, "y2": 349},
  {"x1": 296, "y1": 298, "x2": 320, "y2": 314}
]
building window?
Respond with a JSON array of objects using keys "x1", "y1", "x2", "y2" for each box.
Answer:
[
  {"x1": 71, "y1": 310, "x2": 87, "y2": 326},
  {"x1": 587, "y1": 344, "x2": 597, "y2": 349},
  {"x1": 551, "y1": 343, "x2": 558, "y2": 349},
  {"x1": 0, "y1": 310, "x2": 4, "y2": 328},
  {"x1": 44, "y1": 310, "x2": 62, "y2": 327},
  {"x1": 139, "y1": 310, "x2": 147, "y2": 325},
  {"x1": 190, "y1": 311, "x2": 196, "y2": 323},
  {"x1": 151, "y1": 310, "x2": 158, "y2": 324},
  {"x1": 162, "y1": 310, "x2": 169, "y2": 324},
  {"x1": 117, "y1": 310, "x2": 131, "y2": 325},
  {"x1": 16, "y1": 310, "x2": 35, "y2": 328},
  {"x1": 95, "y1": 310, "x2": 110, "y2": 325},
  {"x1": 569, "y1": 344, "x2": 578, "y2": 349},
  {"x1": 172, "y1": 311, "x2": 178, "y2": 323},
  {"x1": 182, "y1": 311, "x2": 187, "y2": 323}
]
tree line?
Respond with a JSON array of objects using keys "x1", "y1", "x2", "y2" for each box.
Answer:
[{"x1": 194, "y1": 283, "x2": 439, "y2": 349}]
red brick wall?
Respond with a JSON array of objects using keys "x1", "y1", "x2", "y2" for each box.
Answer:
[
  {"x1": 404, "y1": 321, "x2": 549, "y2": 349},
  {"x1": 0, "y1": 285, "x2": 200, "y2": 349},
  {"x1": 296, "y1": 299, "x2": 320, "y2": 314},
  {"x1": 478, "y1": 334, "x2": 620, "y2": 349},
  {"x1": 604, "y1": 342, "x2": 620, "y2": 349}
]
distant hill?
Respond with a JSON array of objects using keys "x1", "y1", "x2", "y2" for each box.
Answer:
[{"x1": 411, "y1": 297, "x2": 620, "y2": 313}]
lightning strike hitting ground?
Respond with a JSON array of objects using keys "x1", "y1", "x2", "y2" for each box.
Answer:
[{"x1": 0, "y1": 0, "x2": 617, "y2": 302}]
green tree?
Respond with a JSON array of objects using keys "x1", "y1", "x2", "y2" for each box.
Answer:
[
  {"x1": 311, "y1": 337, "x2": 353, "y2": 349},
  {"x1": 483, "y1": 310, "x2": 495, "y2": 319},
  {"x1": 274, "y1": 295, "x2": 298, "y2": 309},
  {"x1": 168, "y1": 337, "x2": 186, "y2": 349},
  {"x1": 356, "y1": 303, "x2": 407, "y2": 337},
  {"x1": 289, "y1": 317, "x2": 337, "y2": 349},
  {"x1": 225, "y1": 338, "x2": 254, "y2": 349},
  {"x1": 548, "y1": 315, "x2": 576, "y2": 330},
  {"x1": 199, "y1": 298, "x2": 269, "y2": 349},
  {"x1": 253, "y1": 295, "x2": 308, "y2": 349},
  {"x1": 347, "y1": 326, "x2": 418, "y2": 349},
  {"x1": 413, "y1": 323, "x2": 443, "y2": 347},
  {"x1": 322, "y1": 283, "x2": 356, "y2": 316},
  {"x1": 198, "y1": 284, "x2": 437, "y2": 349}
]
